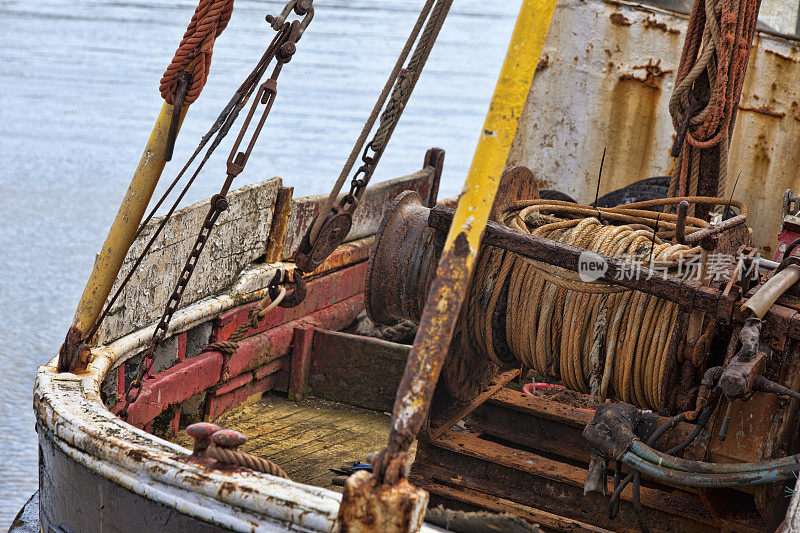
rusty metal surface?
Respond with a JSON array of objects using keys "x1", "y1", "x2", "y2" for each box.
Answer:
[
  {"x1": 412, "y1": 428, "x2": 766, "y2": 532},
  {"x1": 506, "y1": 0, "x2": 800, "y2": 252},
  {"x1": 337, "y1": 471, "x2": 429, "y2": 533},
  {"x1": 365, "y1": 191, "x2": 440, "y2": 325}
]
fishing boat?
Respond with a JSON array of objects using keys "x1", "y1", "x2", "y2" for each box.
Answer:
[{"x1": 16, "y1": 0, "x2": 800, "y2": 530}]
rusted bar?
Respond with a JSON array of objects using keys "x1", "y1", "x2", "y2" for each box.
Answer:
[
  {"x1": 683, "y1": 214, "x2": 747, "y2": 245},
  {"x1": 427, "y1": 206, "x2": 736, "y2": 321},
  {"x1": 675, "y1": 200, "x2": 689, "y2": 244}
]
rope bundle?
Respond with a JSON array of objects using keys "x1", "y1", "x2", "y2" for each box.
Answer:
[
  {"x1": 159, "y1": 0, "x2": 235, "y2": 105},
  {"x1": 463, "y1": 197, "x2": 743, "y2": 410},
  {"x1": 668, "y1": 0, "x2": 760, "y2": 199}
]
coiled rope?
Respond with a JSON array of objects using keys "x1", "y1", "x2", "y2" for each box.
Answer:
[
  {"x1": 463, "y1": 197, "x2": 744, "y2": 410},
  {"x1": 159, "y1": 0, "x2": 235, "y2": 105}
]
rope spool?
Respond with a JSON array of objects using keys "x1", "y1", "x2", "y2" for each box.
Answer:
[
  {"x1": 464, "y1": 197, "x2": 745, "y2": 410},
  {"x1": 366, "y1": 191, "x2": 748, "y2": 412}
]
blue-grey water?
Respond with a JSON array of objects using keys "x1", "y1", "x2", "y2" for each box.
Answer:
[{"x1": 0, "y1": 0, "x2": 519, "y2": 524}]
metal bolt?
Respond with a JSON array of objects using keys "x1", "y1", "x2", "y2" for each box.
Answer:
[
  {"x1": 210, "y1": 429, "x2": 247, "y2": 449},
  {"x1": 187, "y1": 422, "x2": 221, "y2": 453}
]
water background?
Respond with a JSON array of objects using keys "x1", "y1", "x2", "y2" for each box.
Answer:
[{"x1": 0, "y1": 0, "x2": 519, "y2": 524}]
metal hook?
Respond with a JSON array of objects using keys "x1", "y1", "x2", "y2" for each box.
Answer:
[{"x1": 266, "y1": 0, "x2": 314, "y2": 38}]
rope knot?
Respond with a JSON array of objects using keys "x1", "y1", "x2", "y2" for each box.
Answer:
[{"x1": 203, "y1": 340, "x2": 239, "y2": 355}]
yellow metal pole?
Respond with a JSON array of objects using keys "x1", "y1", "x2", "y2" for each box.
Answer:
[
  {"x1": 448, "y1": 0, "x2": 556, "y2": 257},
  {"x1": 386, "y1": 0, "x2": 558, "y2": 454},
  {"x1": 58, "y1": 101, "x2": 188, "y2": 372},
  {"x1": 337, "y1": 3, "x2": 559, "y2": 529}
]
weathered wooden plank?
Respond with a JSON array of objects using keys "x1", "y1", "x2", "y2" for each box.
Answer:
[
  {"x1": 121, "y1": 293, "x2": 364, "y2": 427},
  {"x1": 214, "y1": 261, "x2": 368, "y2": 343},
  {"x1": 206, "y1": 393, "x2": 394, "y2": 489},
  {"x1": 308, "y1": 329, "x2": 410, "y2": 413},
  {"x1": 282, "y1": 169, "x2": 437, "y2": 260},
  {"x1": 99, "y1": 178, "x2": 281, "y2": 343},
  {"x1": 264, "y1": 186, "x2": 294, "y2": 262}
]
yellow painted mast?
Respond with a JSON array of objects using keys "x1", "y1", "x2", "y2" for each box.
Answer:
[
  {"x1": 57, "y1": 102, "x2": 188, "y2": 372},
  {"x1": 338, "y1": 1, "x2": 559, "y2": 529}
]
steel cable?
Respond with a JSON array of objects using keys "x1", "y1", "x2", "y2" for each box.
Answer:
[{"x1": 463, "y1": 197, "x2": 744, "y2": 410}]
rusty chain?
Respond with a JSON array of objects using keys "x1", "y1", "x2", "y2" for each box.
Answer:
[
  {"x1": 119, "y1": 7, "x2": 310, "y2": 421},
  {"x1": 295, "y1": 0, "x2": 452, "y2": 273}
]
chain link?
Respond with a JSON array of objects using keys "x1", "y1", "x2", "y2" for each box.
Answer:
[
  {"x1": 333, "y1": 0, "x2": 451, "y2": 220},
  {"x1": 118, "y1": 9, "x2": 309, "y2": 421}
]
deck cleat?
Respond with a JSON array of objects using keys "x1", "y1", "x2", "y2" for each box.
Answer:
[
  {"x1": 186, "y1": 422, "x2": 221, "y2": 453},
  {"x1": 210, "y1": 429, "x2": 247, "y2": 450}
]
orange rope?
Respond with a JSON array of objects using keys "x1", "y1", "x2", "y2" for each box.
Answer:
[
  {"x1": 159, "y1": 0, "x2": 235, "y2": 105},
  {"x1": 669, "y1": 0, "x2": 759, "y2": 197}
]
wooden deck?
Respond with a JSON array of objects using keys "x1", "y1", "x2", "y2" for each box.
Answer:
[{"x1": 175, "y1": 392, "x2": 410, "y2": 490}]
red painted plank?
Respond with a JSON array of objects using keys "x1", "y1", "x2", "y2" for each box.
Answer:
[
  {"x1": 171, "y1": 406, "x2": 181, "y2": 436},
  {"x1": 214, "y1": 372, "x2": 253, "y2": 397},
  {"x1": 254, "y1": 357, "x2": 287, "y2": 380},
  {"x1": 213, "y1": 261, "x2": 367, "y2": 342},
  {"x1": 205, "y1": 374, "x2": 280, "y2": 421},
  {"x1": 120, "y1": 352, "x2": 224, "y2": 427},
  {"x1": 288, "y1": 326, "x2": 314, "y2": 401},
  {"x1": 176, "y1": 332, "x2": 187, "y2": 362},
  {"x1": 122, "y1": 294, "x2": 365, "y2": 427},
  {"x1": 222, "y1": 293, "x2": 364, "y2": 377}
]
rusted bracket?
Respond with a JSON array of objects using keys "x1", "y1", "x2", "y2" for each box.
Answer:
[
  {"x1": 164, "y1": 72, "x2": 191, "y2": 161},
  {"x1": 425, "y1": 367, "x2": 520, "y2": 441},
  {"x1": 683, "y1": 214, "x2": 747, "y2": 245}
]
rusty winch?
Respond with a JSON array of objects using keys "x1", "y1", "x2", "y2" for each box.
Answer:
[{"x1": 364, "y1": 167, "x2": 800, "y2": 531}]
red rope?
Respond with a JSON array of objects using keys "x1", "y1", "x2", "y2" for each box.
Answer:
[{"x1": 159, "y1": 0, "x2": 235, "y2": 105}]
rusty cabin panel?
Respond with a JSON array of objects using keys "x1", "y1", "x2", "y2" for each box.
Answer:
[{"x1": 507, "y1": 0, "x2": 800, "y2": 252}]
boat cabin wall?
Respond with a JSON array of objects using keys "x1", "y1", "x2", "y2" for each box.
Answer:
[{"x1": 507, "y1": 0, "x2": 800, "y2": 254}]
